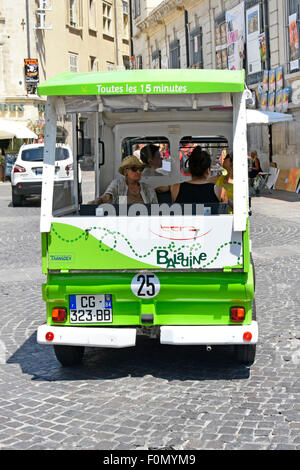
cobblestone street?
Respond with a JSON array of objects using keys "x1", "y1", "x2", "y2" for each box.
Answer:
[{"x1": 0, "y1": 174, "x2": 300, "y2": 450}]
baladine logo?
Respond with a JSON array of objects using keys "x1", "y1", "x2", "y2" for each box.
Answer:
[
  {"x1": 50, "y1": 254, "x2": 73, "y2": 261},
  {"x1": 156, "y1": 249, "x2": 207, "y2": 268}
]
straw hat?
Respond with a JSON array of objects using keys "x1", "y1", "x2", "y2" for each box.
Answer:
[{"x1": 118, "y1": 155, "x2": 145, "y2": 175}]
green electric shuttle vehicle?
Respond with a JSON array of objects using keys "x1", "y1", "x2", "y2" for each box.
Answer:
[{"x1": 37, "y1": 69, "x2": 257, "y2": 367}]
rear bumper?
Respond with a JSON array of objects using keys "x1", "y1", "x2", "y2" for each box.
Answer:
[
  {"x1": 160, "y1": 322, "x2": 258, "y2": 345},
  {"x1": 12, "y1": 182, "x2": 42, "y2": 196},
  {"x1": 37, "y1": 321, "x2": 258, "y2": 348},
  {"x1": 37, "y1": 324, "x2": 136, "y2": 348}
]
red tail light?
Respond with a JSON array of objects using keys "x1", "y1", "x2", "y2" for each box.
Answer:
[
  {"x1": 13, "y1": 164, "x2": 26, "y2": 173},
  {"x1": 52, "y1": 307, "x2": 67, "y2": 322},
  {"x1": 243, "y1": 331, "x2": 252, "y2": 342},
  {"x1": 65, "y1": 164, "x2": 73, "y2": 172},
  {"x1": 230, "y1": 307, "x2": 245, "y2": 322},
  {"x1": 46, "y1": 332, "x2": 54, "y2": 341}
]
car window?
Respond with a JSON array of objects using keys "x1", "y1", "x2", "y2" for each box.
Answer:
[{"x1": 21, "y1": 147, "x2": 70, "y2": 162}]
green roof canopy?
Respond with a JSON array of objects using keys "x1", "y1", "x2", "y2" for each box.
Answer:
[{"x1": 38, "y1": 69, "x2": 245, "y2": 97}]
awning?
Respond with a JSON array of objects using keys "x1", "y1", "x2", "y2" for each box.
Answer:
[
  {"x1": 246, "y1": 109, "x2": 294, "y2": 124},
  {"x1": 0, "y1": 119, "x2": 38, "y2": 139}
]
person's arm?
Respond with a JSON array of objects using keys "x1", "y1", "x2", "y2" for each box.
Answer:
[
  {"x1": 88, "y1": 193, "x2": 112, "y2": 205},
  {"x1": 214, "y1": 185, "x2": 228, "y2": 203},
  {"x1": 155, "y1": 185, "x2": 171, "y2": 193},
  {"x1": 170, "y1": 183, "x2": 180, "y2": 202},
  {"x1": 88, "y1": 179, "x2": 118, "y2": 204}
]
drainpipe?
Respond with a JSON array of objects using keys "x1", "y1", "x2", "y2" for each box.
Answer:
[
  {"x1": 25, "y1": 0, "x2": 31, "y2": 58},
  {"x1": 184, "y1": 9, "x2": 189, "y2": 68},
  {"x1": 129, "y1": 0, "x2": 134, "y2": 59},
  {"x1": 263, "y1": 0, "x2": 272, "y2": 162},
  {"x1": 114, "y1": 0, "x2": 119, "y2": 67},
  {"x1": 263, "y1": 0, "x2": 271, "y2": 70}
]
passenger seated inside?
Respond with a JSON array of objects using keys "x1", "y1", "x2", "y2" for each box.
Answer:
[
  {"x1": 171, "y1": 146, "x2": 228, "y2": 204},
  {"x1": 88, "y1": 155, "x2": 158, "y2": 205},
  {"x1": 140, "y1": 144, "x2": 168, "y2": 176},
  {"x1": 210, "y1": 153, "x2": 233, "y2": 213}
]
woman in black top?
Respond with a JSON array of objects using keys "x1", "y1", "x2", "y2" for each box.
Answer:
[{"x1": 171, "y1": 146, "x2": 227, "y2": 204}]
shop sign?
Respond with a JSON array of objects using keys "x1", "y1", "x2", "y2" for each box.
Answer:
[
  {"x1": 35, "y1": 0, "x2": 53, "y2": 30},
  {"x1": 0, "y1": 103, "x2": 24, "y2": 112},
  {"x1": 24, "y1": 59, "x2": 39, "y2": 84}
]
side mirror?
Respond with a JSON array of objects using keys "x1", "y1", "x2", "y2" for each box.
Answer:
[{"x1": 99, "y1": 140, "x2": 105, "y2": 167}]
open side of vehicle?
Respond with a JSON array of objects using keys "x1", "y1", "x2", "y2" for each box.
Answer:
[{"x1": 36, "y1": 69, "x2": 257, "y2": 367}]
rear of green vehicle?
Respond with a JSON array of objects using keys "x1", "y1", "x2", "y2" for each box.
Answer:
[{"x1": 37, "y1": 69, "x2": 257, "y2": 366}]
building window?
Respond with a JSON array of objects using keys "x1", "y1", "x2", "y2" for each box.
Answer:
[
  {"x1": 123, "y1": 1, "x2": 129, "y2": 38},
  {"x1": 106, "y1": 61, "x2": 114, "y2": 71},
  {"x1": 103, "y1": 1, "x2": 113, "y2": 36},
  {"x1": 69, "y1": 0, "x2": 82, "y2": 28},
  {"x1": 169, "y1": 39, "x2": 180, "y2": 69},
  {"x1": 152, "y1": 49, "x2": 161, "y2": 69},
  {"x1": 135, "y1": 55, "x2": 143, "y2": 69},
  {"x1": 133, "y1": 0, "x2": 141, "y2": 19},
  {"x1": 89, "y1": 0, "x2": 96, "y2": 30},
  {"x1": 287, "y1": 0, "x2": 300, "y2": 72},
  {"x1": 190, "y1": 27, "x2": 203, "y2": 68},
  {"x1": 69, "y1": 52, "x2": 79, "y2": 72},
  {"x1": 90, "y1": 56, "x2": 99, "y2": 71}
]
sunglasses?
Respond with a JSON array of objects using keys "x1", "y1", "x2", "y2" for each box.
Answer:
[{"x1": 126, "y1": 167, "x2": 144, "y2": 173}]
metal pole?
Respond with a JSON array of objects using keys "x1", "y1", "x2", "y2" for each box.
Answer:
[
  {"x1": 263, "y1": 0, "x2": 272, "y2": 163},
  {"x1": 72, "y1": 114, "x2": 79, "y2": 212},
  {"x1": 129, "y1": 0, "x2": 134, "y2": 59},
  {"x1": 114, "y1": 0, "x2": 119, "y2": 67},
  {"x1": 25, "y1": 0, "x2": 31, "y2": 58},
  {"x1": 184, "y1": 9, "x2": 190, "y2": 68},
  {"x1": 94, "y1": 111, "x2": 100, "y2": 198}
]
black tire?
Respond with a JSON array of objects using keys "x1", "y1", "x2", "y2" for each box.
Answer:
[
  {"x1": 250, "y1": 253, "x2": 256, "y2": 291},
  {"x1": 12, "y1": 191, "x2": 23, "y2": 207},
  {"x1": 53, "y1": 345, "x2": 85, "y2": 366},
  {"x1": 234, "y1": 298, "x2": 257, "y2": 365},
  {"x1": 251, "y1": 299, "x2": 256, "y2": 321},
  {"x1": 235, "y1": 344, "x2": 256, "y2": 366},
  {"x1": 78, "y1": 183, "x2": 82, "y2": 205}
]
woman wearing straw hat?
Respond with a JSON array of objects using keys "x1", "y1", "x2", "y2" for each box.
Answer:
[{"x1": 89, "y1": 155, "x2": 158, "y2": 205}]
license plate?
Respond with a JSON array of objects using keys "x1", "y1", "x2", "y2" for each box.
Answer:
[{"x1": 69, "y1": 295, "x2": 113, "y2": 324}]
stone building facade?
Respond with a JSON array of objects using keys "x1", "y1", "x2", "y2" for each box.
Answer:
[
  {"x1": 131, "y1": 0, "x2": 300, "y2": 172},
  {"x1": 0, "y1": 0, "x2": 129, "y2": 150}
]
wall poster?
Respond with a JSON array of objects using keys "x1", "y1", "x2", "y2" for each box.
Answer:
[
  {"x1": 246, "y1": 4, "x2": 261, "y2": 74},
  {"x1": 289, "y1": 13, "x2": 299, "y2": 71},
  {"x1": 226, "y1": 2, "x2": 245, "y2": 70}
]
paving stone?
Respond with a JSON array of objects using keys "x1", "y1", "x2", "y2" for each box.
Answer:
[{"x1": 0, "y1": 180, "x2": 300, "y2": 449}]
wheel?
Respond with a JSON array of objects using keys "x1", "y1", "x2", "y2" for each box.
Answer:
[
  {"x1": 53, "y1": 345, "x2": 85, "y2": 366},
  {"x1": 251, "y1": 299, "x2": 256, "y2": 321},
  {"x1": 234, "y1": 298, "x2": 257, "y2": 365},
  {"x1": 12, "y1": 191, "x2": 23, "y2": 207},
  {"x1": 250, "y1": 253, "x2": 256, "y2": 291},
  {"x1": 78, "y1": 182, "x2": 82, "y2": 205},
  {"x1": 235, "y1": 344, "x2": 256, "y2": 366}
]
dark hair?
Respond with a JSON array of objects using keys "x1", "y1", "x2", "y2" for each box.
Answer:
[
  {"x1": 140, "y1": 144, "x2": 160, "y2": 164},
  {"x1": 188, "y1": 146, "x2": 211, "y2": 177}
]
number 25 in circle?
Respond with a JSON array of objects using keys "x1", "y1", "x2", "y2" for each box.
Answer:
[{"x1": 131, "y1": 273, "x2": 160, "y2": 298}]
